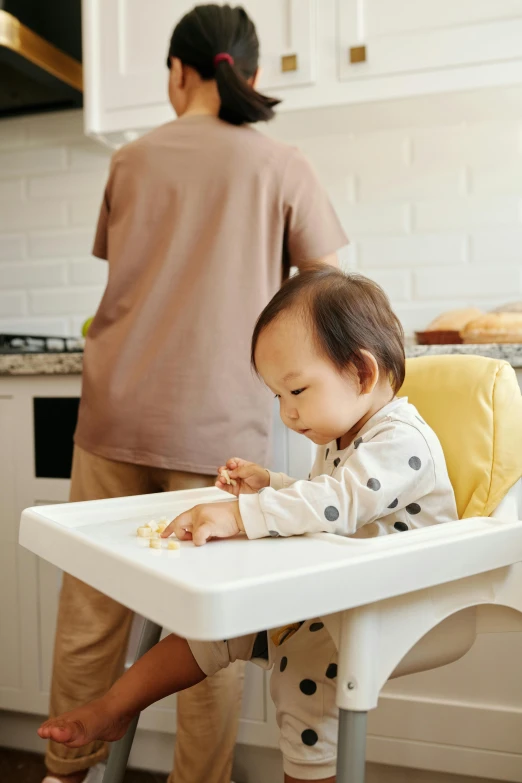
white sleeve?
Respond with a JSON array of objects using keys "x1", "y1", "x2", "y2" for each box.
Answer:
[{"x1": 239, "y1": 423, "x2": 436, "y2": 539}]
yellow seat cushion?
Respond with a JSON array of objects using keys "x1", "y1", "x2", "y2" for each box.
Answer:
[{"x1": 399, "y1": 355, "x2": 522, "y2": 518}]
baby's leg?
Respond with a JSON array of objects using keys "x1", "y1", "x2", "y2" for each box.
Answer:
[
  {"x1": 38, "y1": 634, "x2": 205, "y2": 747},
  {"x1": 270, "y1": 620, "x2": 339, "y2": 782}
]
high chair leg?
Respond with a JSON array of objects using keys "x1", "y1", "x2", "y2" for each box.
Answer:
[
  {"x1": 337, "y1": 710, "x2": 367, "y2": 783},
  {"x1": 102, "y1": 620, "x2": 163, "y2": 783}
]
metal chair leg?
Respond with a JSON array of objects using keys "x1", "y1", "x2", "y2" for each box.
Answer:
[
  {"x1": 336, "y1": 709, "x2": 367, "y2": 783},
  {"x1": 102, "y1": 620, "x2": 163, "y2": 783}
]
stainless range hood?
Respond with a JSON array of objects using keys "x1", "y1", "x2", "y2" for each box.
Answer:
[{"x1": 0, "y1": 0, "x2": 82, "y2": 118}]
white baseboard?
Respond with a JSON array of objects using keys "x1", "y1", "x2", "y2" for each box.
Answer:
[{"x1": 0, "y1": 708, "x2": 504, "y2": 783}]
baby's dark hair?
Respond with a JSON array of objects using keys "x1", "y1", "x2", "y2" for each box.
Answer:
[
  {"x1": 167, "y1": 4, "x2": 280, "y2": 126},
  {"x1": 251, "y1": 267, "x2": 406, "y2": 394}
]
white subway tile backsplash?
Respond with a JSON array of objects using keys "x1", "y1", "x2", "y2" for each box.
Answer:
[
  {"x1": 69, "y1": 143, "x2": 111, "y2": 172},
  {"x1": 0, "y1": 201, "x2": 67, "y2": 232},
  {"x1": 29, "y1": 171, "x2": 107, "y2": 199},
  {"x1": 0, "y1": 262, "x2": 66, "y2": 290},
  {"x1": 0, "y1": 179, "x2": 24, "y2": 201},
  {"x1": 342, "y1": 204, "x2": 409, "y2": 236},
  {"x1": 69, "y1": 199, "x2": 102, "y2": 227},
  {"x1": 0, "y1": 100, "x2": 521, "y2": 335},
  {"x1": 0, "y1": 235, "x2": 25, "y2": 260},
  {"x1": 413, "y1": 197, "x2": 521, "y2": 232},
  {"x1": 469, "y1": 163, "x2": 522, "y2": 197},
  {"x1": 364, "y1": 270, "x2": 411, "y2": 301},
  {"x1": 30, "y1": 288, "x2": 104, "y2": 316},
  {"x1": 0, "y1": 317, "x2": 70, "y2": 336},
  {"x1": 0, "y1": 147, "x2": 67, "y2": 176},
  {"x1": 414, "y1": 265, "x2": 521, "y2": 300},
  {"x1": 469, "y1": 229, "x2": 522, "y2": 265},
  {"x1": 358, "y1": 234, "x2": 466, "y2": 268},
  {"x1": 0, "y1": 291, "x2": 27, "y2": 317},
  {"x1": 358, "y1": 167, "x2": 464, "y2": 203},
  {"x1": 29, "y1": 229, "x2": 94, "y2": 258},
  {"x1": 69, "y1": 259, "x2": 108, "y2": 286}
]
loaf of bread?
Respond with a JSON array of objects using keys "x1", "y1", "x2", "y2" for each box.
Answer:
[
  {"x1": 425, "y1": 308, "x2": 483, "y2": 332},
  {"x1": 461, "y1": 313, "x2": 522, "y2": 344},
  {"x1": 492, "y1": 301, "x2": 522, "y2": 313}
]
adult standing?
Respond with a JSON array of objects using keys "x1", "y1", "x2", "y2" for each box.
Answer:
[{"x1": 43, "y1": 5, "x2": 347, "y2": 783}]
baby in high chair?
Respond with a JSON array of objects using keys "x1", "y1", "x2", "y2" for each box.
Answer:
[{"x1": 38, "y1": 267, "x2": 457, "y2": 783}]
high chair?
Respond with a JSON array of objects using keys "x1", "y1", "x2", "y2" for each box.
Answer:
[{"x1": 19, "y1": 355, "x2": 522, "y2": 783}]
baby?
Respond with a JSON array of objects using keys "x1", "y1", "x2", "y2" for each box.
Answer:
[{"x1": 38, "y1": 268, "x2": 457, "y2": 783}]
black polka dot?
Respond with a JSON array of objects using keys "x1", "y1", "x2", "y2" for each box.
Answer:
[
  {"x1": 333, "y1": 457, "x2": 341, "y2": 468},
  {"x1": 406, "y1": 503, "x2": 421, "y2": 515},
  {"x1": 280, "y1": 656, "x2": 288, "y2": 672},
  {"x1": 367, "y1": 478, "x2": 381, "y2": 491},
  {"x1": 324, "y1": 506, "x2": 339, "y2": 522},
  {"x1": 268, "y1": 530, "x2": 280, "y2": 537},
  {"x1": 409, "y1": 456, "x2": 422, "y2": 471},
  {"x1": 300, "y1": 679, "x2": 317, "y2": 696},
  {"x1": 310, "y1": 622, "x2": 324, "y2": 632},
  {"x1": 326, "y1": 448, "x2": 330, "y2": 459},
  {"x1": 394, "y1": 521, "x2": 409, "y2": 532},
  {"x1": 388, "y1": 498, "x2": 399, "y2": 509},
  {"x1": 354, "y1": 437, "x2": 363, "y2": 449},
  {"x1": 301, "y1": 729, "x2": 319, "y2": 746},
  {"x1": 326, "y1": 663, "x2": 338, "y2": 679}
]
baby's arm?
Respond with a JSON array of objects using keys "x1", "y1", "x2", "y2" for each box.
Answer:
[
  {"x1": 38, "y1": 635, "x2": 204, "y2": 747},
  {"x1": 239, "y1": 424, "x2": 435, "y2": 539}
]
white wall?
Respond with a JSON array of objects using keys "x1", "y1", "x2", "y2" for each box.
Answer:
[{"x1": 1, "y1": 85, "x2": 521, "y2": 337}]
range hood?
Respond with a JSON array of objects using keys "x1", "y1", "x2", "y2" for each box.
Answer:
[{"x1": 0, "y1": 0, "x2": 82, "y2": 118}]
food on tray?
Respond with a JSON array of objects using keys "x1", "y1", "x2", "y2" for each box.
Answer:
[
  {"x1": 137, "y1": 518, "x2": 178, "y2": 553},
  {"x1": 425, "y1": 308, "x2": 483, "y2": 332},
  {"x1": 461, "y1": 313, "x2": 522, "y2": 344}
]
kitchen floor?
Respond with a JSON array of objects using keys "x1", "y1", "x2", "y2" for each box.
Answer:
[{"x1": 0, "y1": 747, "x2": 167, "y2": 783}]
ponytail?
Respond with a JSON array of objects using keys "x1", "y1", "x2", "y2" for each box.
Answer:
[{"x1": 168, "y1": 4, "x2": 281, "y2": 126}]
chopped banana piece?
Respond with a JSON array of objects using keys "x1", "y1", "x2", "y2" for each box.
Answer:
[
  {"x1": 149, "y1": 538, "x2": 162, "y2": 549},
  {"x1": 137, "y1": 526, "x2": 152, "y2": 538},
  {"x1": 147, "y1": 520, "x2": 159, "y2": 532},
  {"x1": 167, "y1": 540, "x2": 180, "y2": 551},
  {"x1": 159, "y1": 516, "x2": 168, "y2": 524},
  {"x1": 220, "y1": 468, "x2": 237, "y2": 487},
  {"x1": 157, "y1": 523, "x2": 167, "y2": 533}
]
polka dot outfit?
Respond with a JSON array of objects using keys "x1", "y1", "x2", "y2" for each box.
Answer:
[
  {"x1": 189, "y1": 397, "x2": 458, "y2": 779},
  {"x1": 239, "y1": 397, "x2": 457, "y2": 540}
]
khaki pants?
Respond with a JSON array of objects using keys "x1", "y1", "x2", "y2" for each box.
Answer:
[{"x1": 46, "y1": 446, "x2": 245, "y2": 782}]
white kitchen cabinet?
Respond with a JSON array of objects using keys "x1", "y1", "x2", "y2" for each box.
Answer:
[
  {"x1": 337, "y1": 0, "x2": 522, "y2": 103},
  {"x1": 82, "y1": 0, "x2": 316, "y2": 139}
]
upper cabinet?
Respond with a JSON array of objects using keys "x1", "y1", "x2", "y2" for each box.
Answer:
[
  {"x1": 82, "y1": 0, "x2": 316, "y2": 141},
  {"x1": 337, "y1": 0, "x2": 522, "y2": 102},
  {"x1": 82, "y1": 0, "x2": 522, "y2": 143}
]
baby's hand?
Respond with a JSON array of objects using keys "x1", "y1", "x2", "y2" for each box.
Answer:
[
  {"x1": 216, "y1": 458, "x2": 270, "y2": 497},
  {"x1": 162, "y1": 501, "x2": 244, "y2": 546}
]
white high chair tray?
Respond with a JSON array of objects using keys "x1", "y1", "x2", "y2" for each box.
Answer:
[{"x1": 19, "y1": 487, "x2": 522, "y2": 641}]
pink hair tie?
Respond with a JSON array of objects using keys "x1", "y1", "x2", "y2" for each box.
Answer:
[{"x1": 213, "y1": 52, "x2": 234, "y2": 67}]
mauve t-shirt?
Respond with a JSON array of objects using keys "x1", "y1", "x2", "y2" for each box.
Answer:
[{"x1": 75, "y1": 115, "x2": 348, "y2": 474}]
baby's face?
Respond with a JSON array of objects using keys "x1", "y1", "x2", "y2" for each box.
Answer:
[{"x1": 255, "y1": 314, "x2": 373, "y2": 446}]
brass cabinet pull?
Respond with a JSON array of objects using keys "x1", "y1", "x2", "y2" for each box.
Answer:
[
  {"x1": 349, "y1": 45, "x2": 366, "y2": 64},
  {"x1": 281, "y1": 53, "x2": 298, "y2": 72}
]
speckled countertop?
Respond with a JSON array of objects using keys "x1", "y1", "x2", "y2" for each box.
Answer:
[{"x1": 1, "y1": 343, "x2": 522, "y2": 377}]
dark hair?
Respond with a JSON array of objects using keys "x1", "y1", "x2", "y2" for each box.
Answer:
[
  {"x1": 251, "y1": 267, "x2": 406, "y2": 394},
  {"x1": 167, "y1": 4, "x2": 280, "y2": 126}
]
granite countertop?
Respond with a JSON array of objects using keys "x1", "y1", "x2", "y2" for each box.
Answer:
[{"x1": 1, "y1": 343, "x2": 522, "y2": 377}]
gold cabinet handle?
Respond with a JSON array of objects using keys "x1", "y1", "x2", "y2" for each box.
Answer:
[
  {"x1": 349, "y1": 45, "x2": 366, "y2": 64},
  {"x1": 281, "y1": 53, "x2": 298, "y2": 72}
]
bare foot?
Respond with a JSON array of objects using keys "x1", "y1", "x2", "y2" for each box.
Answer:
[{"x1": 38, "y1": 697, "x2": 132, "y2": 748}]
